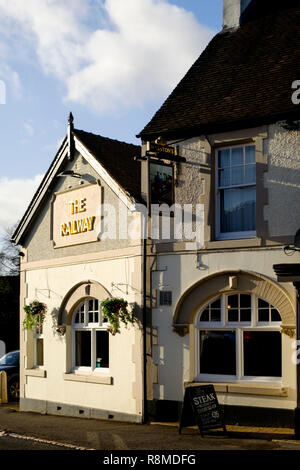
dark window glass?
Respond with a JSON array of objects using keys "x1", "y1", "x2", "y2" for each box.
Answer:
[
  {"x1": 243, "y1": 331, "x2": 281, "y2": 377},
  {"x1": 228, "y1": 309, "x2": 238, "y2": 322},
  {"x1": 271, "y1": 309, "x2": 281, "y2": 322},
  {"x1": 228, "y1": 295, "x2": 238, "y2": 308},
  {"x1": 89, "y1": 312, "x2": 93, "y2": 323},
  {"x1": 75, "y1": 331, "x2": 91, "y2": 367},
  {"x1": 211, "y1": 299, "x2": 221, "y2": 310},
  {"x1": 200, "y1": 309, "x2": 209, "y2": 322},
  {"x1": 96, "y1": 331, "x2": 109, "y2": 368},
  {"x1": 211, "y1": 309, "x2": 221, "y2": 322},
  {"x1": 258, "y1": 299, "x2": 269, "y2": 309},
  {"x1": 200, "y1": 330, "x2": 236, "y2": 375},
  {"x1": 36, "y1": 339, "x2": 44, "y2": 366},
  {"x1": 240, "y1": 309, "x2": 251, "y2": 322},
  {"x1": 240, "y1": 294, "x2": 251, "y2": 308},
  {"x1": 258, "y1": 309, "x2": 269, "y2": 322}
]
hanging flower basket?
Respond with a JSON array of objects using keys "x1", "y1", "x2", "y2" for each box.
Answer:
[
  {"x1": 100, "y1": 298, "x2": 136, "y2": 335},
  {"x1": 23, "y1": 301, "x2": 47, "y2": 331}
]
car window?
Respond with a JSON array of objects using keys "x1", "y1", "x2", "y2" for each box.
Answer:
[{"x1": 0, "y1": 351, "x2": 19, "y2": 366}]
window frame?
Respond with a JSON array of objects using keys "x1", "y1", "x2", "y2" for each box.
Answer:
[
  {"x1": 215, "y1": 144, "x2": 257, "y2": 240},
  {"x1": 33, "y1": 315, "x2": 44, "y2": 368},
  {"x1": 195, "y1": 293, "x2": 282, "y2": 384},
  {"x1": 72, "y1": 298, "x2": 110, "y2": 375}
]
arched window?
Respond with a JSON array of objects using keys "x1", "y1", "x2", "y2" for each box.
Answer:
[
  {"x1": 72, "y1": 298, "x2": 109, "y2": 371},
  {"x1": 196, "y1": 293, "x2": 282, "y2": 382}
]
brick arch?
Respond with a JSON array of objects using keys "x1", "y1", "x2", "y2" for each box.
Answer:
[
  {"x1": 58, "y1": 280, "x2": 111, "y2": 326},
  {"x1": 173, "y1": 270, "x2": 296, "y2": 337}
]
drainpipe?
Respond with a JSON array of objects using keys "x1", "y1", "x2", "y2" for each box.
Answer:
[{"x1": 142, "y1": 150, "x2": 151, "y2": 423}]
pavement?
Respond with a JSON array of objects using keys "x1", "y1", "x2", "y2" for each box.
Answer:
[{"x1": 0, "y1": 402, "x2": 300, "y2": 452}]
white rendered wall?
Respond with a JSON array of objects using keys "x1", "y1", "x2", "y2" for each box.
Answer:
[{"x1": 22, "y1": 254, "x2": 143, "y2": 418}]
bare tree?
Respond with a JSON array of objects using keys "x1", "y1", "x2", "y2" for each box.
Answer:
[{"x1": 0, "y1": 224, "x2": 20, "y2": 276}]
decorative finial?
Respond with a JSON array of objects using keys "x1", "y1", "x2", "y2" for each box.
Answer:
[
  {"x1": 68, "y1": 112, "x2": 74, "y2": 127},
  {"x1": 67, "y1": 112, "x2": 75, "y2": 161}
]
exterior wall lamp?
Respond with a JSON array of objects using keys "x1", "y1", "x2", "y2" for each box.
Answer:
[{"x1": 284, "y1": 229, "x2": 300, "y2": 255}]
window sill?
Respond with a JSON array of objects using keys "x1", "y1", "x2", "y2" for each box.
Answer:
[
  {"x1": 205, "y1": 237, "x2": 261, "y2": 250},
  {"x1": 25, "y1": 368, "x2": 47, "y2": 378},
  {"x1": 187, "y1": 382, "x2": 289, "y2": 397},
  {"x1": 63, "y1": 373, "x2": 112, "y2": 385}
]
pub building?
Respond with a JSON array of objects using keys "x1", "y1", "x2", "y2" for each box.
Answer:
[{"x1": 13, "y1": 0, "x2": 300, "y2": 429}]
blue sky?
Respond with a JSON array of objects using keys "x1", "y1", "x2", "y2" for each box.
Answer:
[{"x1": 0, "y1": 0, "x2": 222, "y2": 235}]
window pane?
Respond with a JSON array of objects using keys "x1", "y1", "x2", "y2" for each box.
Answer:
[
  {"x1": 245, "y1": 165, "x2": 256, "y2": 184},
  {"x1": 211, "y1": 299, "x2": 221, "y2": 309},
  {"x1": 89, "y1": 312, "x2": 93, "y2": 323},
  {"x1": 228, "y1": 308, "x2": 238, "y2": 322},
  {"x1": 232, "y1": 166, "x2": 244, "y2": 185},
  {"x1": 243, "y1": 331, "x2": 281, "y2": 377},
  {"x1": 240, "y1": 294, "x2": 251, "y2": 308},
  {"x1": 228, "y1": 295, "x2": 238, "y2": 308},
  {"x1": 88, "y1": 299, "x2": 93, "y2": 312},
  {"x1": 211, "y1": 309, "x2": 221, "y2": 322},
  {"x1": 200, "y1": 330, "x2": 236, "y2": 375},
  {"x1": 219, "y1": 168, "x2": 230, "y2": 187},
  {"x1": 96, "y1": 331, "x2": 109, "y2": 368},
  {"x1": 231, "y1": 147, "x2": 243, "y2": 166},
  {"x1": 75, "y1": 331, "x2": 91, "y2": 367},
  {"x1": 36, "y1": 339, "x2": 44, "y2": 366},
  {"x1": 258, "y1": 309, "x2": 269, "y2": 322},
  {"x1": 258, "y1": 299, "x2": 269, "y2": 309},
  {"x1": 200, "y1": 309, "x2": 209, "y2": 322},
  {"x1": 220, "y1": 187, "x2": 256, "y2": 233},
  {"x1": 245, "y1": 146, "x2": 255, "y2": 163},
  {"x1": 219, "y1": 149, "x2": 230, "y2": 168},
  {"x1": 271, "y1": 309, "x2": 281, "y2": 322},
  {"x1": 240, "y1": 309, "x2": 251, "y2": 322}
]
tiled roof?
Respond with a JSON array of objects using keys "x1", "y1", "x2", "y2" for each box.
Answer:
[
  {"x1": 73, "y1": 129, "x2": 141, "y2": 200},
  {"x1": 138, "y1": 1, "x2": 300, "y2": 140}
]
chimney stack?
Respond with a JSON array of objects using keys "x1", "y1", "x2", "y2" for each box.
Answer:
[{"x1": 223, "y1": 0, "x2": 252, "y2": 29}]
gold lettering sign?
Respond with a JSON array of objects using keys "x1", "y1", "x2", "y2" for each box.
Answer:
[{"x1": 52, "y1": 183, "x2": 101, "y2": 248}]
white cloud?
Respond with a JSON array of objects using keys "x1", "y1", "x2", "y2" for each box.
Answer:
[
  {"x1": 0, "y1": 174, "x2": 44, "y2": 235},
  {"x1": 0, "y1": 0, "x2": 214, "y2": 112},
  {"x1": 23, "y1": 120, "x2": 34, "y2": 137}
]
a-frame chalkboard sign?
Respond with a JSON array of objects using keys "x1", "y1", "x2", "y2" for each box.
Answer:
[{"x1": 179, "y1": 384, "x2": 226, "y2": 437}]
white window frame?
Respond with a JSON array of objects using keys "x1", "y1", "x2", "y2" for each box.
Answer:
[
  {"x1": 195, "y1": 293, "x2": 282, "y2": 385},
  {"x1": 72, "y1": 298, "x2": 109, "y2": 375},
  {"x1": 215, "y1": 144, "x2": 257, "y2": 240}
]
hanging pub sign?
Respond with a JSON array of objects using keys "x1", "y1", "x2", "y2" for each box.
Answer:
[
  {"x1": 179, "y1": 384, "x2": 226, "y2": 437},
  {"x1": 149, "y1": 142, "x2": 176, "y2": 157},
  {"x1": 52, "y1": 182, "x2": 101, "y2": 248},
  {"x1": 146, "y1": 142, "x2": 186, "y2": 163}
]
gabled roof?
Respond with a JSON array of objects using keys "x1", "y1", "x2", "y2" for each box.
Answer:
[
  {"x1": 13, "y1": 130, "x2": 141, "y2": 245},
  {"x1": 138, "y1": 0, "x2": 300, "y2": 140},
  {"x1": 73, "y1": 129, "x2": 141, "y2": 201}
]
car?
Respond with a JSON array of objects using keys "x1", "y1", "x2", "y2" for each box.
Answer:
[{"x1": 0, "y1": 350, "x2": 20, "y2": 401}]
